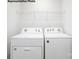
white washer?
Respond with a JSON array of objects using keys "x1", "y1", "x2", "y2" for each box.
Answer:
[
  {"x1": 44, "y1": 27, "x2": 72, "y2": 59},
  {"x1": 10, "y1": 27, "x2": 44, "y2": 59}
]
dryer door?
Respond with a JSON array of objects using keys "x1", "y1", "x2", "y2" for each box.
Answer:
[
  {"x1": 45, "y1": 39, "x2": 72, "y2": 59},
  {"x1": 12, "y1": 47, "x2": 42, "y2": 59}
]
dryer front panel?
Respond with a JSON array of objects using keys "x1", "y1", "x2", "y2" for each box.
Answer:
[{"x1": 45, "y1": 38, "x2": 72, "y2": 59}]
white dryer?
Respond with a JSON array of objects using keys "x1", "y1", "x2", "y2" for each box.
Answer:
[
  {"x1": 44, "y1": 27, "x2": 72, "y2": 59},
  {"x1": 10, "y1": 27, "x2": 44, "y2": 59}
]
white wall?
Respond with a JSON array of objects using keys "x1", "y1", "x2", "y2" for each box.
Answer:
[
  {"x1": 18, "y1": 0, "x2": 63, "y2": 29},
  {"x1": 62, "y1": 0, "x2": 72, "y2": 35},
  {"x1": 7, "y1": 3, "x2": 22, "y2": 37}
]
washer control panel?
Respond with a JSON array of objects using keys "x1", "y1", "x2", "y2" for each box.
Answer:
[{"x1": 21, "y1": 27, "x2": 43, "y2": 33}]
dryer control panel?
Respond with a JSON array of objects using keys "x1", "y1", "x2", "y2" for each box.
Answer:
[{"x1": 44, "y1": 27, "x2": 63, "y2": 33}]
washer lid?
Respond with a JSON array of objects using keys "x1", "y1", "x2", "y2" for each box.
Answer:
[
  {"x1": 11, "y1": 27, "x2": 43, "y2": 38},
  {"x1": 11, "y1": 33, "x2": 43, "y2": 38}
]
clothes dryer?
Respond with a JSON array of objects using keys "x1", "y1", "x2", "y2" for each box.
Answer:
[{"x1": 44, "y1": 27, "x2": 72, "y2": 59}]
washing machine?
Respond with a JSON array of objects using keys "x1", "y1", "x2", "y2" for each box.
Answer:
[
  {"x1": 10, "y1": 27, "x2": 44, "y2": 59},
  {"x1": 44, "y1": 27, "x2": 72, "y2": 59}
]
